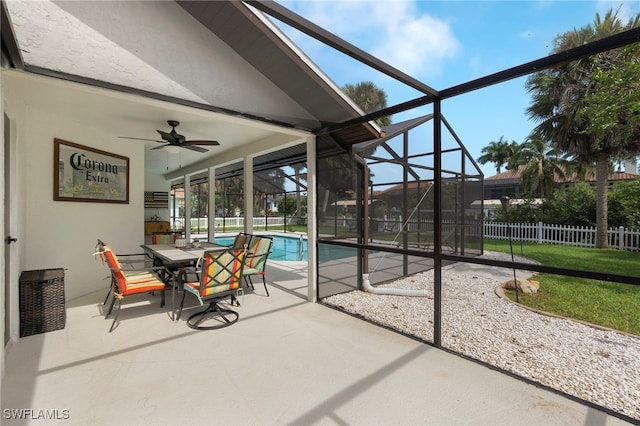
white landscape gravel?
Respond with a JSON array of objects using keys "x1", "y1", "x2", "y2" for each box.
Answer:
[{"x1": 322, "y1": 251, "x2": 640, "y2": 421}]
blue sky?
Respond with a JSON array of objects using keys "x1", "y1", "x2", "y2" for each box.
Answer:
[{"x1": 273, "y1": 0, "x2": 640, "y2": 182}]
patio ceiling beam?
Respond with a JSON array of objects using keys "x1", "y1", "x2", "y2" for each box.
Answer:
[
  {"x1": 216, "y1": 157, "x2": 308, "y2": 181},
  {"x1": 20, "y1": 65, "x2": 309, "y2": 132},
  {"x1": 315, "y1": 95, "x2": 433, "y2": 136},
  {"x1": 165, "y1": 132, "x2": 299, "y2": 180},
  {"x1": 246, "y1": 1, "x2": 438, "y2": 98},
  {"x1": 440, "y1": 26, "x2": 640, "y2": 100}
]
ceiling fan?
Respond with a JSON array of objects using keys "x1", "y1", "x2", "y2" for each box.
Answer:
[{"x1": 119, "y1": 120, "x2": 220, "y2": 153}]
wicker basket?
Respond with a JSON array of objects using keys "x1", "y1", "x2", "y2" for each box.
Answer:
[{"x1": 19, "y1": 268, "x2": 66, "y2": 337}]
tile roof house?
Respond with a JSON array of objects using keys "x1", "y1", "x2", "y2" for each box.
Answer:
[{"x1": 483, "y1": 162, "x2": 638, "y2": 200}]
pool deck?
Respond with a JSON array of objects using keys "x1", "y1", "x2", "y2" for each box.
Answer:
[{"x1": 1, "y1": 259, "x2": 633, "y2": 425}]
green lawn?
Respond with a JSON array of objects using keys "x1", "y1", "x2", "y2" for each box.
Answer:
[{"x1": 484, "y1": 240, "x2": 640, "y2": 336}]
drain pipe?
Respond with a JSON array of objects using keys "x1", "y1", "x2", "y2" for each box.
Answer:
[{"x1": 352, "y1": 152, "x2": 428, "y2": 297}]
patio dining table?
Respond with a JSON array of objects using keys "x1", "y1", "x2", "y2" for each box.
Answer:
[{"x1": 141, "y1": 242, "x2": 228, "y2": 321}]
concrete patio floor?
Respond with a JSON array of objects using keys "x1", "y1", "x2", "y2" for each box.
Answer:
[{"x1": 2, "y1": 260, "x2": 631, "y2": 425}]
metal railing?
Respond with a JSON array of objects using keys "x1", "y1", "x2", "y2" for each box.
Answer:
[{"x1": 172, "y1": 216, "x2": 299, "y2": 231}]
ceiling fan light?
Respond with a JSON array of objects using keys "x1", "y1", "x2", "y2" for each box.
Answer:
[{"x1": 166, "y1": 145, "x2": 180, "y2": 154}]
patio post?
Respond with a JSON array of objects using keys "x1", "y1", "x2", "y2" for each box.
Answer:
[
  {"x1": 402, "y1": 131, "x2": 409, "y2": 276},
  {"x1": 244, "y1": 155, "x2": 254, "y2": 234},
  {"x1": 208, "y1": 166, "x2": 216, "y2": 243},
  {"x1": 184, "y1": 174, "x2": 191, "y2": 242},
  {"x1": 433, "y1": 98, "x2": 442, "y2": 348},
  {"x1": 307, "y1": 135, "x2": 318, "y2": 302}
]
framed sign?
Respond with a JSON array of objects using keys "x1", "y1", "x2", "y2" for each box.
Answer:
[{"x1": 54, "y1": 138, "x2": 129, "y2": 203}]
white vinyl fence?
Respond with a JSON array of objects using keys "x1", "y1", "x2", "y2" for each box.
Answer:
[
  {"x1": 485, "y1": 221, "x2": 640, "y2": 251},
  {"x1": 173, "y1": 216, "x2": 293, "y2": 231}
]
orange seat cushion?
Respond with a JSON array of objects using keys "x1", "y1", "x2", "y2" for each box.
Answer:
[
  {"x1": 102, "y1": 247, "x2": 167, "y2": 295},
  {"x1": 122, "y1": 277, "x2": 166, "y2": 296}
]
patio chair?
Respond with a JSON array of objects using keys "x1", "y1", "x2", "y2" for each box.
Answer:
[
  {"x1": 176, "y1": 248, "x2": 246, "y2": 330},
  {"x1": 229, "y1": 232, "x2": 251, "y2": 249},
  {"x1": 242, "y1": 235, "x2": 273, "y2": 296},
  {"x1": 95, "y1": 239, "x2": 159, "y2": 305},
  {"x1": 95, "y1": 239, "x2": 170, "y2": 332},
  {"x1": 151, "y1": 232, "x2": 177, "y2": 244}
]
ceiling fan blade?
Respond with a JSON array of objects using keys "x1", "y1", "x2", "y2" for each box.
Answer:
[
  {"x1": 182, "y1": 144, "x2": 209, "y2": 153},
  {"x1": 124, "y1": 124, "x2": 216, "y2": 154},
  {"x1": 185, "y1": 140, "x2": 220, "y2": 146},
  {"x1": 118, "y1": 136, "x2": 165, "y2": 143},
  {"x1": 156, "y1": 129, "x2": 177, "y2": 144}
]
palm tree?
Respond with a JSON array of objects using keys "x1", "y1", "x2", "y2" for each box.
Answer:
[
  {"x1": 525, "y1": 9, "x2": 640, "y2": 248},
  {"x1": 579, "y1": 41, "x2": 640, "y2": 145},
  {"x1": 477, "y1": 136, "x2": 516, "y2": 173},
  {"x1": 505, "y1": 141, "x2": 525, "y2": 170},
  {"x1": 337, "y1": 81, "x2": 390, "y2": 224},
  {"x1": 342, "y1": 81, "x2": 391, "y2": 127},
  {"x1": 518, "y1": 137, "x2": 567, "y2": 197},
  {"x1": 564, "y1": 155, "x2": 598, "y2": 181}
]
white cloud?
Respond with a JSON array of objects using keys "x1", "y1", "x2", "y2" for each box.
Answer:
[
  {"x1": 278, "y1": 0, "x2": 460, "y2": 78},
  {"x1": 596, "y1": 0, "x2": 637, "y2": 22},
  {"x1": 373, "y1": 11, "x2": 460, "y2": 76}
]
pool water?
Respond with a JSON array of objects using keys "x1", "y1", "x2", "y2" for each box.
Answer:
[
  {"x1": 213, "y1": 234, "x2": 359, "y2": 262},
  {"x1": 214, "y1": 235, "x2": 307, "y2": 261}
]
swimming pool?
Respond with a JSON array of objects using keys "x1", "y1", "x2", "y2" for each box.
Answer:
[
  {"x1": 213, "y1": 234, "x2": 359, "y2": 262},
  {"x1": 214, "y1": 234, "x2": 307, "y2": 261}
]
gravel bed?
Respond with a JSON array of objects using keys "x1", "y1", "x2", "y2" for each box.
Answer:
[{"x1": 323, "y1": 252, "x2": 640, "y2": 421}]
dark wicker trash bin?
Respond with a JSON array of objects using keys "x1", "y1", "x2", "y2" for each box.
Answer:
[{"x1": 19, "y1": 268, "x2": 66, "y2": 337}]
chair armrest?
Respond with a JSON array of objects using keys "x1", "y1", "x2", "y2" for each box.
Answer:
[
  {"x1": 108, "y1": 265, "x2": 169, "y2": 275},
  {"x1": 175, "y1": 264, "x2": 201, "y2": 284},
  {"x1": 116, "y1": 253, "x2": 153, "y2": 269},
  {"x1": 245, "y1": 251, "x2": 270, "y2": 260}
]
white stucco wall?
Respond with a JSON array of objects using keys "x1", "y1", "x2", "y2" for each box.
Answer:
[{"x1": 14, "y1": 105, "x2": 146, "y2": 302}]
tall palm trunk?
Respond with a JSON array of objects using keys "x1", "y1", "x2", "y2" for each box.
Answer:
[{"x1": 595, "y1": 157, "x2": 609, "y2": 248}]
